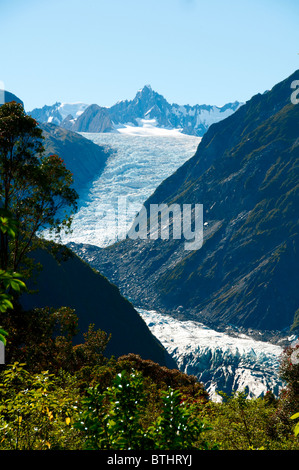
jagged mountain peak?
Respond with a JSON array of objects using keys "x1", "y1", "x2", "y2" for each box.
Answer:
[
  {"x1": 137, "y1": 84, "x2": 153, "y2": 93},
  {"x1": 133, "y1": 84, "x2": 164, "y2": 105}
]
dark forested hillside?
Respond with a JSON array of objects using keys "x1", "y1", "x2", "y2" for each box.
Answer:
[
  {"x1": 71, "y1": 70, "x2": 299, "y2": 333},
  {"x1": 0, "y1": 90, "x2": 24, "y2": 107},
  {"x1": 40, "y1": 122, "x2": 112, "y2": 191},
  {"x1": 20, "y1": 246, "x2": 176, "y2": 368}
]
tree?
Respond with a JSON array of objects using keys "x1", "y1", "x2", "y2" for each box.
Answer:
[
  {"x1": 0, "y1": 101, "x2": 78, "y2": 274},
  {"x1": 276, "y1": 342, "x2": 299, "y2": 433},
  {"x1": 0, "y1": 208, "x2": 26, "y2": 346}
]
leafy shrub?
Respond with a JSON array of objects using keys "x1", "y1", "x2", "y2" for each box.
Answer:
[
  {"x1": 290, "y1": 412, "x2": 299, "y2": 437},
  {"x1": 198, "y1": 390, "x2": 299, "y2": 450},
  {"x1": 0, "y1": 362, "x2": 82, "y2": 449},
  {"x1": 76, "y1": 369, "x2": 211, "y2": 450},
  {"x1": 145, "y1": 387, "x2": 214, "y2": 450}
]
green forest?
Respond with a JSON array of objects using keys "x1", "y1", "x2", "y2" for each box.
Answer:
[{"x1": 0, "y1": 102, "x2": 298, "y2": 451}]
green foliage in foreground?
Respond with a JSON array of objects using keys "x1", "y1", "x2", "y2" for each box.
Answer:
[
  {"x1": 0, "y1": 363, "x2": 82, "y2": 449},
  {"x1": 0, "y1": 355, "x2": 298, "y2": 451},
  {"x1": 0, "y1": 299, "x2": 298, "y2": 451}
]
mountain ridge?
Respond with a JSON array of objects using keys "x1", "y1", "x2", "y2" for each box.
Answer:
[{"x1": 29, "y1": 85, "x2": 242, "y2": 137}]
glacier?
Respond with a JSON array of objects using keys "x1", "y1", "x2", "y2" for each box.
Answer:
[
  {"x1": 41, "y1": 131, "x2": 290, "y2": 400},
  {"x1": 137, "y1": 308, "x2": 286, "y2": 401},
  {"x1": 54, "y1": 132, "x2": 201, "y2": 246}
]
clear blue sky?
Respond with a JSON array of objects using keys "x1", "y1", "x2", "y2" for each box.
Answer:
[{"x1": 1, "y1": 0, "x2": 298, "y2": 111}]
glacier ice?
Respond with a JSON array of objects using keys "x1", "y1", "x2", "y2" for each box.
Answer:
[
  {"x1": 137, "y1": 308, "x2": 285, "y2": 401},
  {"x1": 50, "y1": 132, "x2": 200, "y2": 246}
]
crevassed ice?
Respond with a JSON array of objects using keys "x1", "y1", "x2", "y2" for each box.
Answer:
[
  {"x1": 137, "y1": 308, "x2": 285, "y2": 401},
  {"x1": 52, "y1": 132, "x2": 200, "y2": 247}
]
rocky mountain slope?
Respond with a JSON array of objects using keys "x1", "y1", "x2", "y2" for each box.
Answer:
[
  {"x1": 61, "y1": 104, "x2": 113, "y2": 133},
  {"x1": 70, "y1": 70, "x2": 299, "y2": 334},
  {"x1": 29, "y1": 85, "x2": 241, "y2": 136}
]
